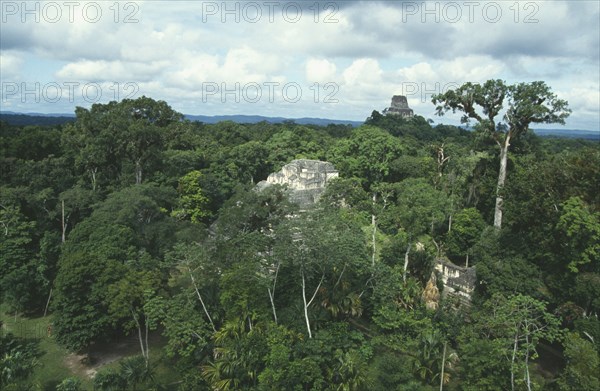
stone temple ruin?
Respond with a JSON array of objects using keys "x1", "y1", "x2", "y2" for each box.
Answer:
[
  {"x1": 434, "y1": 259, "x2": 477, "y2": 305},
  {"x1": 256, "y1": 159, "x2": 477, "y2": 304},
  {"x1": 256, "y1": 159, "x2": 339, "y2": 208},
  {"x1": 383, "y1": 95, "x2": 414, "y2": 118}
]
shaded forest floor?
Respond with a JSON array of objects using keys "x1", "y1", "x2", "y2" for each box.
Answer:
[{"x1": 0, "y1": 307, "x2": 177, "y2": 390}]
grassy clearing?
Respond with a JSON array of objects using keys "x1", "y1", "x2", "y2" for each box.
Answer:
[
  {"x1": 0, "y1": 307, "x2": 84, "y2": 390},
  {"x1": 1, "y1": 306, "x2": 181, "y2": 390}
]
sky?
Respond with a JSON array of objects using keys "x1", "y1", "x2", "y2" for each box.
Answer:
[{"x1": 1, "y1": 0, "x2": 599, "y2": 130}]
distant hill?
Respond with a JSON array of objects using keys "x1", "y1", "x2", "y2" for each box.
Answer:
[
  {"x1": 531, "y1": 128, "x2": 599, "y2": 141},
  {"x1": 1, "y1": 112, "x2": 75, "y2": 127},
  {"x1": 0, "y1": 111, "x2": 362, "y2": 128},
  {"x1": 183, "y1": 114, "x2": 364, "y2": 127},
  {"x1": 1, "y1": 111, "x2": 598, "y2": 141}
]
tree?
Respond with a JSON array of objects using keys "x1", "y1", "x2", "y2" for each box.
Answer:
[
  {"x1": 171, "y1": 170, "x2": 210, "y2": 223},
  {"x1": 0, "y1": 333, "x2": 40, "y2": 389},
  {"x1": 475, "y1": 294, "x2": 563, "y2": 391},
  {"x1": 556, "y1": 197, "x2": 600, "y2": 273},
  {"x1": 61, "y1": 96, "x2": 182, "y2": 188},
  {"x1": 274, "y1": 210, "x2": 369, "y2": 338},
  {"x1": 93, "y1": 368, "x2": 126, "y2": 391},
  {"x1": 56, "y1": 377, "x2": 83, "y2": 391},
  {"x1": 0, "y1": 204, "x2": 45, "y2": 314},
  {"x1": 144, "y1": 291, "x2": 212, "y2": 359},
  {"x1": 165, "y1": 242, "x2": 219, "y2": 332},
  {"x1": 445, "y1": 208, "x2": 486, "y2": 266},
  {"x1": 329, "y1": 125, "x2": 404, "y2": 188},
  {"x1": 433, "y1": 80, "x2": 570, "y2": 228},
  {"x1": 52, "y1": 251, "x2": 125, "y2": 350},
  {"x1": 52, "y1": 184, "x2": 176, "y2": 350},
  {"x1": 226, "y1": 141, "x2": 272, "y2": 184},
  {"x1": 557, "y1": 332, "x2": 600, "y2": 391},
  {"x1": 384, "y1": 178, "x2": 446, "y2": 281},
  {"x1": 107, "y1": 271, "x2": 161, "y2": 365},
  {"x1": 119, "y1": 355, "x2": 155, "y2": 391},
  {"x1": 329, "y1": 125, "x2": 405, "y2": 266}
]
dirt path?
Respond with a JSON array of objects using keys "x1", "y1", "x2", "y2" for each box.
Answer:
[{"x1": 63, "y1": 337, "x2": 140, "y2": 379}]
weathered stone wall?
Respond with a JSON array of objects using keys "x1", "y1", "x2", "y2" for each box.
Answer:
[
  {"x1": 383, "y1": 95, "x2": 414, "y2": 117},
  {"x1": 434, "y1": 259, "x2": 476, "y2": 304},
  {"x1": 257, "y1": 159, "x2": 339, "y2": 207}
]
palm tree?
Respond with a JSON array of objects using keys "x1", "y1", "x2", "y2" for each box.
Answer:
[
  {"x1": 119, "y1": 355, "x2": 154, "y2": 391},
  {"x1": 328, "y1": 350, "x2": 372, "y2": 391}
]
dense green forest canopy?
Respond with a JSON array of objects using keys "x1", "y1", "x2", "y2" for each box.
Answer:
[{"x1": 1, "y1": 92, "x2": 598, "y2": 390}]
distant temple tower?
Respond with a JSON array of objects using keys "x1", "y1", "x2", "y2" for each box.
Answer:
[{"x1": 383, "y1": 95, "x2": 414, "y2": 118}]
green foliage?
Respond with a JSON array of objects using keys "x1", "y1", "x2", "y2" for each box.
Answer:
[
  {"x1": 445, "y1": 208, "x2": 486, "y2": 263},
  {"x1": 0, "y1": 205, "x2": 45, "y2": 314},
  {"x1": 457, "y1": 330, "x2": 511, "y2": 390},
  {"x1": 145, "y1": 292, "x2": 212, "y2": 359},
  {"x1": 0, "y1": 333, "x2": 40, "y2": 389},
  {"x1": 472, "y1": 228, "x2": 546, "y2": 299},
  {"x1": 52, "y1": 184, "x2": 177, "y2": 350},
  {"x1": 93, "y1": 368, "x2": 126, "y2": 391},
  {"x1": 61, "y1": 96, "x2": 182, "y2": 188},
  {"x1": 119, "y1": 355, "x2": 155, "y2": 390},
  {"x1": 556, "y1": 197, "x2": 600, "y2": 273},
  {"x1": 171, "y1": 170, "x2": 210, "y2": 223},
  {"x1": 557, "y1": 332, "x2": 600, "y2": 391},
  {"x1": 387, "y1": 178, "x2": 448, "y2": 237},
  {"x1": 258, "y1": 323, "x2": 372, "y2": 391},
  {"x1": 574, "y1": 317, "x2": 600, "y2": 356},
  {"x1": 371, "y1": 264, "x2": 429, "y2": 333},
  {"x1": 56, "y1": 376, "x2": 82, "y2": 391},
  {"x1": 52, "y1": 251, "x2": 123, "y2": 350},
  {"x1": 432, "y1": 80, "x2": 570, "y2": 138},
  {"x1": 1, "y1": 90, "x2": 596, "y2": 389},
  {"x1": 466, "y1": 294, "x2": 563, "y2": 390},
  {"x1": 329, "y1": 125, "x2": 404, "y2": 188}
]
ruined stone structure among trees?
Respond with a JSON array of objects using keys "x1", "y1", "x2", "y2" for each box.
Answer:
[
  {"x1": 434, "y1": 259, "x2": 476, "y2": 304},
  {"x1": 383, "y1": 95, "x2": 414, "y2": 118},
  {"x1": 257, "y1": 159, "x2": 339, "y2": 207}
]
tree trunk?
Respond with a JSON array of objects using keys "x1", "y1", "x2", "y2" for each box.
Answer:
[
  {"x1": 524, "y1": 334, "x2": 531, "y2": 391},
  {"x1": 371, "y1": 193, "x2": 377, "y2": 267},
  {"x1": 135, "y1": 160, "x2": 143, "y2": 185},
  {"x1": 89, "y1": 167, "x2": 97, "y2": 191},
  {"x1": 132, "y1": 310, "x2": 147, "y2": 363},
  {"x1": 439, "y1": 341, "x2": 447, "y2": 391},
  {"x1": 403, "y1": 244, "x2": 412, "y2": 283},
  {"x1": 301, "y1": 270, "x2": 323, "y2": 339},
  {"x1": 494, "y1": 135, "x2": 511, "y2": 229},
  {"x1": 511, "y1": 332, "x2": 519, "y2": 391},
  {"x1": 144, "y1": 314, "x2": 149, "y2": 367},
  {"x1": 188, "y1": 267, "x2": 216, "y2": 332},
  {"x1": 268, "y1": 262, "x2": 280, "y2": 324},
  {"x1": 61, "y1": 200, "x2": 66, "y2": 243},
  {"x1": 465, "y1": 253, "x2": 469, "y2": 268},
  {"x1": 448, "y1": 214, "x2": 452, "y2": 233},
  {"x1": 301, "y1": 271, "x2": 312, "y2": 338},
  {"x1": 43, "y1": 288, "x2": 52, "y2": 317}
]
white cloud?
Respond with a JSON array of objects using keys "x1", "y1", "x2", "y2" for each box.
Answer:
[
  {"x1": 305, "y1": 59, "x2": 337, "y2": 83},
  {"x1": 55, "y1": 60, "x2": 168, "y2": 82},
  {"x1": 0, "y1": 52, "x2": 24, "y2": 79},
  {"x1": 0, "y1": 0, "x2": 597, "y2": 128}
]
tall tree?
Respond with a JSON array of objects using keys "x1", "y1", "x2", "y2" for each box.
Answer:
[
  {"x1": 61, "y1": 96, "x2": 182, "y2": 188},
  {"x1": 432, "y1": 80, "x2": 570, "y2": 228},
  {"x1": 329, "y1": 125, "x2": 404, "y2": 267},
  {"x1": 474, "y1": 294, "x2": 563, "y2": 391}
]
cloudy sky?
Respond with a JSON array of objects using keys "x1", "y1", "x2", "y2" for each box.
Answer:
[{"x1": 1, "y1": 0, "x2": 599, "y2": 130}]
